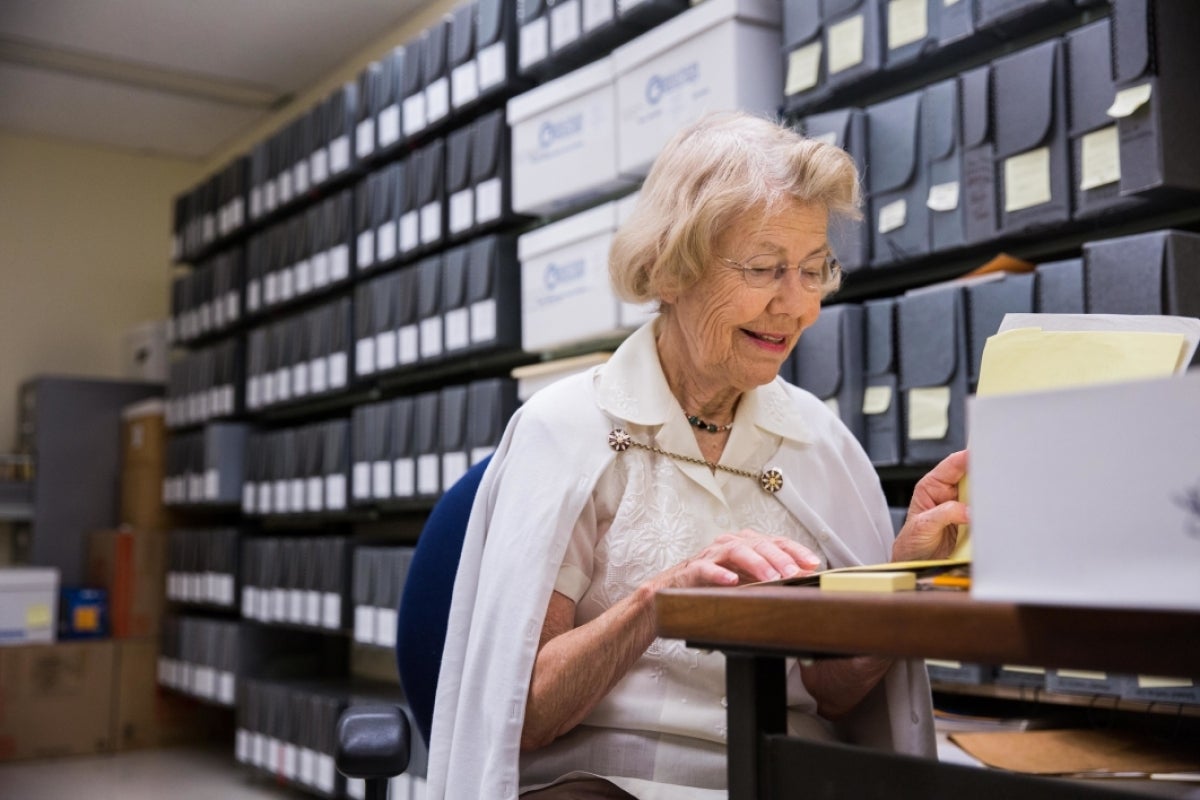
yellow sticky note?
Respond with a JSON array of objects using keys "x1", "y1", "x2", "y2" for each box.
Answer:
[
  {"x1": 824, "y1": 396, "x2": 840, "y2": 417},
  {"x1": 1080, "y1": 125, "x2": 1121, "y2": 190},
  {"x1": 907, "y1": 386, "x2": 950, "y2": 440},
  {"x1": 1106, "y1": 83, "x2": 1153, "y2": 119},
  {"x1": 1137, "y1": 675, "x2": 1193, "y2": 689},
  {"x1": 785, "y1": 41, "x2": 822, "y2": 95},
  {"x1": 1003, "y1": 147, "x2": 1051, "y2": 212},
  {"x1": 827, "y1": 14, "x2": 865, "y2": 75},
  {"x1": 888, "y1": 0, "x2": 928, "y2": 51},
  {"x1": 862, "y1": 385, "x2": 892, "y2": 415},
  {"x1": 821, "y1": 570, "x2": 916, "y2": 593},
  {"x1": 26, "y1": 603, "x2": 51, "y2": 629}
]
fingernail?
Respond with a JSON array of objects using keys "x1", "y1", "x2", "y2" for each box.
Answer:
[{"x1": 783, "y1": 564, "x2": 800, "y2": 577}]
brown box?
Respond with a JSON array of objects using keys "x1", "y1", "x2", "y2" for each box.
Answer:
[
  {"x1": 87, "y1": 529, "x2": 165, "y2": 639},
  {"x1": 120, "y1": 463, "x2": 177, "y2": 531},
  {"x1": 112, "y1": 638, "x2": 230, "y2": 750},
  {"x1": 0, "y1": 640, "x2": 116, "y2": 761},
  {"x1": 121, "y1": 399, "x2": 165, "y2": 471}
]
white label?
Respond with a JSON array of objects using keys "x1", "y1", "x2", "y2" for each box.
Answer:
[
  {"x1": 250, "y1": 187, "x2": 263, "y2": 219},
  {"x1": 379, "y1": 104, "x2": 401, "y2": 147},
  {"x1": 785, "y1": 41, "x2": 822, "y2": 96},
  {"x1": 399, "y1": 325, "x2": 419, "y2": 364},
  {"x1": 478, "y1": 42, "x2": 506, "y2": 90},
  {"x1": 520, "y1": 18, "x2": 549, "y2": 69},
  {"x1": 274, "y1": 479, "x2": 289, "y2": 513},
  {"x1": 888, "y1": 0, "x2": 928, "y2": 50},
  {"x1": 283, "y1": 744, "x2": 298, "y2": 780},
  {"x1": 377, "y1": 220, "x2": 397, "y2": 263},
  {"x1": 908, "y1": 386, "x2": 951, "y2": 441},
  {"x1": 226, "y1": 291, "x2": 240, "y2": 323},
  {"x1": 426, "y1": 77, "x2": 450, "y2": 123},
  {"x1": 299, "y1": 748, "x2": 316, "y2": 787},
  {"x1": 326, "y1": 473, "x2": 347, "y2": 509},
  {"x1": 265, "y1": 179, "x2": 277, "y2": 211},
  {"x1": 400, "y1": 211, "x2": 420, "y2": 252},
  {"x1": 827, "y1": 14, "x2": 865, "y2": 75},
  {"x1": 376, "y1": 330, "x2": 397, "y2": 370},
  {"x1": 353, "y1": 462, "x2": 372, "y2": 500},
  {"x1": 372, "y1": 460, "x2": 392, "y2": 499},
  {"x1": 418, "y1": 453, "x2": 440, "y2": 495},
  {"x1": 309, "y1": 358, "x2": 328, "y2": 394},
  {"x1": 376, "y1": 607, "x2": 398, "y2": 648},
  {"x1": 275, "y1": 368, "x2": 291, "y2": 402},
  {"x1": 322, "y1": 351, "x2": 345, "y2": 389},
  {"x1": 470, "y1": 298, "x2": 498, "y2": 344},
  {"x1": 356, "y1": 118, "x2": 376, "y2": 158},
  {"x1": 289, "y1": 479, "x2": 305, "y2": 513},
  {"x1": 355, "y1": 605, "x2": 377, "y2": 643},
  {"x1": 294, "y1": 260, "x2": 311, "y2": 296},
  {"x1": 420, "y1": 202, "x2": 442, "y2": 244},
  {"x1": 242, "y1": 585, "x2": 255, "y2": 616},
  {"x1": 1057, "y1": 669, "x2": 1108, "y2": 681},
  {"x1": 218, "y1": 671, "x2": 235, "y2": 705},
  {"x1": 310, "y1": 252, "x2": 329, "y2": 289},
  {"x1": 264, "y1": 272, "x2": 279, "y2": 306},
  {"x1": 237, "y1": 729, "x2": 250, "y2": 763},
  {"x1": 551, "y1": 0, "x2": 581, "y2": 50},
  {"x1": 445, "y1": 308, "x2": 470, "y2": 351},
  {"x1": 357, "y1": 230, "x2": 375, "y2": 270},
  {"x1": 222, "y1": 385, "x2": 235, "y2": 414},
  {"x1": 195, "y1": 666, "x2": 216, "y2": 699},
  {"x1": 188, "y1": 474, "x2": 205, "y2": 503},
  {"x1": 442, "y1": 451, "x2": 469, "y2": 490},
  {"x1": 330, "y1": 135, "x2": 351, "y2": 174},
  {"x1": 307, "y1": 476, "x2": 324, "y2": 512},
  {"x1": 278, "y1": 267, "x2": 294, "y2": 301},
  {"x1": 258, "y1": 483, "x2": 273, "y2": 515},
  {"x1": 1004, "y1": 147, "x2": 1052, "y2": 212},
  {"x1": 471, "y1": 445, "x2": 495, "y2": 465},
  {"x1": 1106, "y1": 83, "x2": 1153, "y2": 119},
  {"x1": 261, "y1": 371, "x2": 276, "y2": 405},
  {"x1": 288, "y1": 589, "x2": 304, "y2": 623},
  {"x1": 452, "y1": 61, "x2": 480, "y2": 108},
  {"x1": 331, "y1": 243, "x2": 350, "y2": 281},
  {"x1": 878, "y1": 198, "x2": 907, "y2": 234},
  {"x1": 251, "y1": 733, "x2": 266, "y2": 768},
  {"x1": 217, "y1": 574, "x2": 235, "y2": 606},
  {"x1": 311, "y1": 148, "x2": 329, "y2": 184},
  {"x1": 450, "y1": 189, "x2": 474, "y2": 234},
  {"x1": 279, "y1": 171, "x2": 293, "y2": 204},
  {"x1": 863, "y1": 385, "x2": 893, "y2": 415},
  {"x1": 583, "y1": 0, "x2": 614, "y2": 31},
  {"x1": 356, "y1": 337, "x2": 376, "y2": 375},
  {"x1": 403, "y1": 93, "x2": 427, "y2": 136},
  {"x1": 273, "y1": 588, "x2": 288, "y2": 620},
  {"x1": 420, "y1": 317, "x2": 443, "y2": 358},
  {"x1": 323, "y1": 592, "x2": 342, "y2": 629},
  {"x1": 348, "y1": 778, "x2": 366, "y2": 800},
  {"x1": 475, "y1": 177, "x2": 502, "y2": 223},
  {"x1": 292, "y1": 361, "x2": 309, "y2": 397},
  {"x1": 294, "y1": 161, "x2": 310, "y2": 195},
  {"x1": 204, "y1": 468, "x2": 219, "y2": 501},
  {"x1": 927, "y1": 180, "x2": 960, "y2": 211},
  {"x1": 1138, "y1": 675, "x2": 1194, "y2": 689},
  {"x1": 305, "y1": 590, "x2": 321, "y2": 626},
  {"x1": 1080, "y1": 125, "x2": 1121, "y2": 191},
  {"x1": 317, "y1": 754, "x2": 335, "y2": 793},
  {"x1": 394, "y1": 458, "x2": 416, "y2": 497}
]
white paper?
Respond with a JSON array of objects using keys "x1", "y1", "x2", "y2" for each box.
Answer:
[
  {"x1": 311, "y1": 148, "x2": 329, "y2": 185},
  {"x1": 863, "y1": 385, "x2": 893, "y2": 415},
  {"x1": 312, "y1": 252, "x2": 330, "y2": 288},
  {"x1": 927, "y1": 180, "x2": 960, "y2": 211},
  {"x1": 400, "y1": 211, "x2": 420, "y2": 253},
  {"x1": 1004, "y1": 147, "x2": 1052, "y2": 212},
  {"x1": 376, "y1": 330, "x2": 397, "y2": 371},
  {"x1": 218, "y1": 671, "x2": 235, "y2": 705},
  {"x1": 292, "y1": 362, "x2": 309, "y2": 397},
  {"x1": 372, "y1": 460, "x2": 392, "y2": 499},
  {"x1": 450, "y1": 189, "x2": 474, "y2": 234},
  {"x1": 379, "y1": 105, "x2": 400, "y2": 149},
  {"x1": 1080, "y1": 125, "x2": 1121, "y2": 191},
  {"x1": 418, "y1": 453, "x2": 440, "y2": 495},
  {"x1": 288, "y1": 590, "x2": 304, "y2": 623},
  {"x1": 274, "y1": 479, "x2": 290, "y2": 514},
  {"x1": 785, "y1": 41, "x2": 822, "y2": 96},
  {"x1": 258, "y1": 483, "x2": 273, "y2": 515},
  {"x1": 1106, "y1": 83, "x2": 1152, "y2": 119},
  {"x1": 827, "y1": 14, "x2": 865, "y2": 75},
  {"x1": 470, "y1": 298, "x2": 497, "y2": 344},
  {"x1": 478, "y1": 42, "x2": 507, "y2": 90},
  {"x1": 279, "y1": 171, "x2": 293, "y2": 204},
  {"x1": 476, "y1": 177, "x2": 502, "y2": 223},
  {"x1": 290, "y1": 479, "x2": 305, "y2": 514},
  {"x1": 294, "y1": 161, "x2": 310, "y2": 195},
  {"x1": 323, "y1": 592, "x2": 342, "y2": 629},
  {"x1": 330, "y1": 135, "x2": 351, "y2": 174},
  {"x1": 299, "y1": 748, "x2": 316, "y2": 787},
  {"x1": 452, "y1": 62, "x2": 479, "y2": 108},
  {"x1": 356, "y1": 337, "x2": 376, "y2": 375},
  {"x1": 356, "y1": 118, "x2": 376, "y2": 159},
  {"x1": 329, "y1": 351, "x2": 348, "y2": 388},
  {"x1": 403, "y1": 93, "x2": 427, "y2": 136},
  {"x1": 326, "y1": 473, "x2": 347, "y2": 510},
  {"x1": 888, "y1": 0, "x2": 928, "y2": 50},
  {"x1": 275, "y1": 368, "x2": 291, "y2": 402},
  {"x1": 354, "y1": 462, "x2": 372, "y2": 500},
  {"x1": 305, "y1": 590, "x2": 321, "y2": 626},
  {"x1": 264, "y1": 273, "x2": 279, "y2": 306},
  {"x1": 376, "y1": 607, "x2": 398, "y2": 648},
  {"x1": 279, "y1": 267, "x2": 295, "y2": 302},
  {"x1": 399, "y1": 325, "x2": 419, "y2": 364},
  {"x1": 583, "y1": 0, "x2": 614, "y2": 31},
  {"x1": 426, "y1": 77, "x2": 450, "y2": 123},
  {"x1": 420, "y1": 317, "x2": 443, "y2": 358},
  {"x1": 393, "y1": 458, "x2": 416, "y2": 497},
  {"x1": 317, "y1": 755, "x2": 336, "y2": 794},
  {"x1": 877, "y1": 198, "x2": 907, "y2": 233},
  {"x1": 420, "y1": 202, "x2": 442, "y2": 244},
  {"x1": 242, "y1": 483, "x2": 256, "y2": 515},
  {"x1": 377, "y1": 220, "x2": 397, "y2": 263},
  {"x1": 551, "y1": 0, "x2": 581, "y2": 49},
  {"x1": 520, "y1": 18, "x2": 549, "y2": 69},
  {"x1": 357, "y1": 230, "x2": 375, "y2": 271},
  {"x1": 354, "y1": 605, "x2": 377, "y2": 643},
  {"x1": 307, "y1": 476, "x2": 324, "y2": 512},
  {"x1": 444, "y1": 308, "x2": 470, "y2": 351},
  {"x1": 331, "y1": 243, "x2": 350, "y2": 281},
  {"x1": 442, "y1": 451, "x2": 468, "y2": 490},
  {"x1": 309, "y1": 357, "x2": 328, "y2": 394}
]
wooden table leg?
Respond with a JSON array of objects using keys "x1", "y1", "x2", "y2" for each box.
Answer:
[{"x1": 725, "y1": 652, "x2": 787, "y2": 800}]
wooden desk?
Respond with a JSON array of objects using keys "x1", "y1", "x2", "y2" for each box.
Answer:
[{"x1": 655, "y1": 587, "x2": 1200, "y2": 800}]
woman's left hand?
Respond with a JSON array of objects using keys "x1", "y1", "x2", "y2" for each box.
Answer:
[{"x1": 892, "y1": 450, "x2": 970, "y2": 562}]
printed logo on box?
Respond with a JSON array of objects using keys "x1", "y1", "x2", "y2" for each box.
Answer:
[
  {"x1": 542, "y1": 258, "x2": 587, "y2": 295},
  {"x1": 644, "y1": 62, "x2": 700, "y2": 106}
]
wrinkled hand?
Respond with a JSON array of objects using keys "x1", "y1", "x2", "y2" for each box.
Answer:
[
  {"x1": 893, "y1": 450, "x2": 970, "y2": 562},
  {"x1": 654, "y1": 529, "x2": 822, "y2": 590}
]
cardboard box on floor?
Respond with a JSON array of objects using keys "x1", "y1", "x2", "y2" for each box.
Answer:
[{"x1": 86, "y1": 529, "x2": 165, "y2": 639}]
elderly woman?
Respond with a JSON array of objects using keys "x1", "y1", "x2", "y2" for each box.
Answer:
[{"x1": 427, "y1": 111, "x2": 968, "y2": 799}]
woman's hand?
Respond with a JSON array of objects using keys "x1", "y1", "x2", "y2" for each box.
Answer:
[
  {"x1": 892, "y1": 450, "x2": 970, "y2": 562},
  {"x1": 656, "y1": 529, "x2": 822, "y2": 589}
]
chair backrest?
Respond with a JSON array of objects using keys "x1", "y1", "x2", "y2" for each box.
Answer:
[{"x1": 395, "y1": 454, "x2": 491, "y2": 746}]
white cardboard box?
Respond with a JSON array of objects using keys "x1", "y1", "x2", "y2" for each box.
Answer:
[
  {"x1": 519, "y1": 202, "x2": 623, "y2": 353},
  {"x1": 970, "y1": 370, "x2": 1200, "y2": 611},
  {"x1": 613, "y1": 0, "x2": 782, "y2": 178},
  {"x1": 613, "y1": 190, "x2": 658, "y2": 330},
  {"x1": 508, "y1": 57, "x2": 634, "y2": 216},
  {"x1": 0, "y1": 568, "x2": 59, "y2": 645}
]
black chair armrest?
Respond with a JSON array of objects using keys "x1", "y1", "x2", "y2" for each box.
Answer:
[{"x1": 335, "y1": 704, "x2": 411, "y2": 800}]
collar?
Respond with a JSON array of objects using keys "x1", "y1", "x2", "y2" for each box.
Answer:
[{"x1": 594, "y1": 320, "x2": 815, "y2": 446}]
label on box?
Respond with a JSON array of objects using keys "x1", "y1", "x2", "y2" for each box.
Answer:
[
  {"x1": 237, "y1": 729, "x2": 250, "y2": 763},
  {"x1": 326, "y1": 473, "x2": 347, "y2": 510},
  {"x1": 219, "y1": 671, "x2": 236, "y2": 705},
  {"x1": 927, "y1": 180, "x2": 960, "y2": 211},
  {"x1": 355, "y1": 605, "x2": 377, "y2": 643},
  {"x1": 279, "y1": 266, "x2": 294, "y2": 301},
  {"x1": 418, "y1": 453, "x2": 440, "y2": 495},
  {"x1": 307, "y1": 476, "x2": 324, "y2": 512},
  {"x1": 1080, "y1": 125, "x2": 1121, "y2": 191},
  {"x1": 551, "y1": 0, "x2": 581, "y2": 49},
  {"x1": 329, "y1": 351, "x2": 348, "y2": 388},
  {"x1": 252, "y1": 733, "x2": 266, "y2": 768},
  {"x1": 261, "y1": 372, "x2": 276, "y2": 406},
  {"x1": 471, "y1": 445, "x2": 495, "y2": 465},
  {"x1": 452, "y1": 61, "x2": 479, "y2": 108},
  {"x1": 289, "y1": 589, "x2": 304, "y2": 623},
  {"x1": 312, "y1": 252, "x2": 330, "y2": 288},
  {"x1": 420, "y1": 202, "x2": 442, "y2": 244},
  {"x1": 356, "y1": 118, "x2": 376, "y2": 159},
  {"x1": 1004, "y1": 147, "x2": 1052, "y2": 212},
  {"x1": 331, "y1": 243, "x2": 350, "y2": 281},
  {"x1": 785, "y1": 41, "x2": 822, "y2": 96},
  {"x1": 394, "y1": 458, "x2": 416, "y2": 497},
  {"x1": 403, "y1": 93, "x2": 427, "y2": 136},
  {"x1": 265, "y1": 180, "x2": 278, "y2": 212},
  {"x1": 283, "y1": 743, "x2": 298, "y2": 779},
  {"x1": 442, "y1": 451, "x2": 468, "y2": 490},
  {"x1": 274, "y1": 480, "x2": 290, "y2": 514},
  {"x1": 1057, "y1": 669, "x2": 1107, "y2": 681},
  {"x1": 348, "y1": 778, "x2": 366, "y2": 800},
  {"x1": 299, "y1": 748, "x2": 316, "y2": 786},
  {"x1": 275, "y1": 368, "x2": 291, "y2": 402},
  {"x1": 217, "y1": 574, "x2": 235, "y2": 606},
  {"x1": 476, "y1": 177, "x2": 502, "y2": 223},
  {"x1": 273, "y1": 588, "x2": 287, "y2": 620},
  {"x1": 478, "y1": 42, "x2": 506, "y2": 89},
  {"x1": 400, "y1": 211, "x2": 420, "y2": 252},
  {"x1": 354, "y1": 462, "x2": 372, "y2": 500},
  {"x1": 379, "y1": 104, "x2": 401, "y2": 147},
  {"x1": 323, "y1": 592, "x2": 342, "y2": 629},
  {"x1": 420, "y1": 317, "x2": 443, "y2": 358},
  {"x1": 520, "y1": 18, "x2": 549, "y2": 69},
  {"x1": 376, "y1": 330, "x2": 397, "y2": 371},
  {"x1": 888, "y1": 0, "x2": 927, "y2": 50},
  {"x1": 295, "y1": 260, "x2": 312, "y2": 296},
  {"x1": 372, "y1": 460, "x2": 392, "y2": 499},
  {"x1": 357, "y1": 230, "x2": 375, "y2": 270},
  {"x1": 330, "y1": 136, "x2": 351, "y2": 174},
  {"x1": 426, "y1": 77, "x2": 450, "y2": 123},
  {"x1": 290, "y1": 479, "x2": 305, "y2": 512},
  {"x1": 188, "y1": 474, "x2": 205, "y2": 503},
  {"x1": 376, "y1": 607, "x2": 398, "y2": 648},
  {"x1": 377, "y1": 220, "x2": 397, "y2": 263},
  {"x1": 450, "y1": 189, "x2": 474, "y2": 234},
  {"x1": 251, "y1": 187, "x2": 263, "y2": 220},
  {"x1": 258, "y1": 483, "x2": 273, "y2": 514},
  {"x1": 877, "y1": 199, "x2": 907, "y2": 233},
  {"x1": 205, "y1": 468, "x2": 219, "y2": 501},
  {"x1": 583, "y1": 0, "x2": 614, "y2": 31},
  {"x1": 294, "y1": 161, "x2": 310, "y2": 195},
  {"x1": 310, "y1": 358, "x2": 328, "y2": 393},
  {"x1": 356, "y1": 337, "x2": 376, "y2": 375},
  {"x1": 445, "y1": 308, "x2": 470, "y2": 351},
  {"x1": 1106, "y1": 83, "x2": 1152, "y2": 119},
  {"x1": 293, "y1": 362, "x2": 309, "y2": 397},
  {"x1": 279, "y1": 171, "x2": 293, "y2": 204},
  {"x1": 399, "y1": 324, "x2": 419, "y2": 364},
  {"x1": 827, "y1": 14, "x2": 864, "y2": 75},
  {"x1": 470, "y1": 299, "x2": 497, "y2": 344},
  {"x1": 305, "y1": 590, "x2": 321, "y2": 626},
  {"x1": 195, "y1": 665, "x2": 216, "y2": 698},
  {"x1": 311, "y1": 148, "x2": 329, "y2": 185},
  {"x1": 264, "y1": 273, "x2": 279, "y2": 306},
  {"x1": 205, "y1": 572, "x2": 219, "y2": 602},
  {"x1": 257, "y1": 588, "x2": 273, "y2": 621},
  {"x1": 317, "y1": 757, "x2": 336, "y2": 794},
  {"x1": 907, "y1": 386, "x2": 951, "y2": 440},
  {"x1": 862, "y1": 385, "x2": 893, "y2": 415},
  {"x1": 242, "y1": 585, "x2": 257, "y2": 618}
]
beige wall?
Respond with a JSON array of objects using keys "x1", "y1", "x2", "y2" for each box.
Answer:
[{"x1": 0, "y1": 132, "x2": 204, "y2": 449}]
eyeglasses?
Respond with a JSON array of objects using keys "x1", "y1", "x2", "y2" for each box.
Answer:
[{"x1": 718, "y1": 252, "x2": 842, "y2": 293}]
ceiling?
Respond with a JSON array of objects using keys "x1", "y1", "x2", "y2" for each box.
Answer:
[{"x1": 0, "y1": 0, "x2": 434, "y2": 161}]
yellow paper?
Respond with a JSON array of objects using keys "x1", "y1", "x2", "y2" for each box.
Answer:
[
  {"x1": 888, "y1": 0, "x2": 928, "y2": 50},
  {"x1": 862, "y1": 385, "x2": 892, "y2": 415},
  {"x1": 827, "y1": 14, "x2": 865, "y2": 75},
  {"x1": 785, "y1": 41, "x2": 822, "y2": 95},
  {"x1": 1080, "y1": 125, "x2": 1121, "y2": 191},
  {"x1": 907, "y1": 386, "x2": 950, "y2": 440},
  {"x1": 1106, "y1": 83, "x2": 1153, "y2": 119},
  {"x1": 1057, "y1": 669, "x2": 1107, "y2": 680},
  {"x1": 26, "y1": 603, "x2": 51, "y2": 628},
  {"x1": 1004, "y1": 147, "x2": 1052, "y2": 212},
  {"x1": 1138, "y1": 675, "x2": 1193, "y2": 689}
]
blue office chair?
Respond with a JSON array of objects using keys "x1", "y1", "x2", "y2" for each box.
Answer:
[{"x1": 336, "y1": 455, "x2": 491, "y2": 799}]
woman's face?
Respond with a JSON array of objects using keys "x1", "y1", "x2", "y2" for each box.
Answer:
[{"x1": 664, "y1": 201, "x2": 829, "y2": 393}]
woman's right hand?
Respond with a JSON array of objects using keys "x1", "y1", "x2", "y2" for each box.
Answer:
[{"x1": 655, "y1": 528, "x2": 822, "y2": 590}]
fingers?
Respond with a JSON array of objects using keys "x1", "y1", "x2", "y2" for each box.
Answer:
[
  {"x1": 927, "y1": 450, "x2": 969, "y2": 486},
  {"x1": 712, "y1": 531, "x2": 821, "y2": 582},
  {"x1": 894, "y1": 500, "x2": 971, "y2": 562}
]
